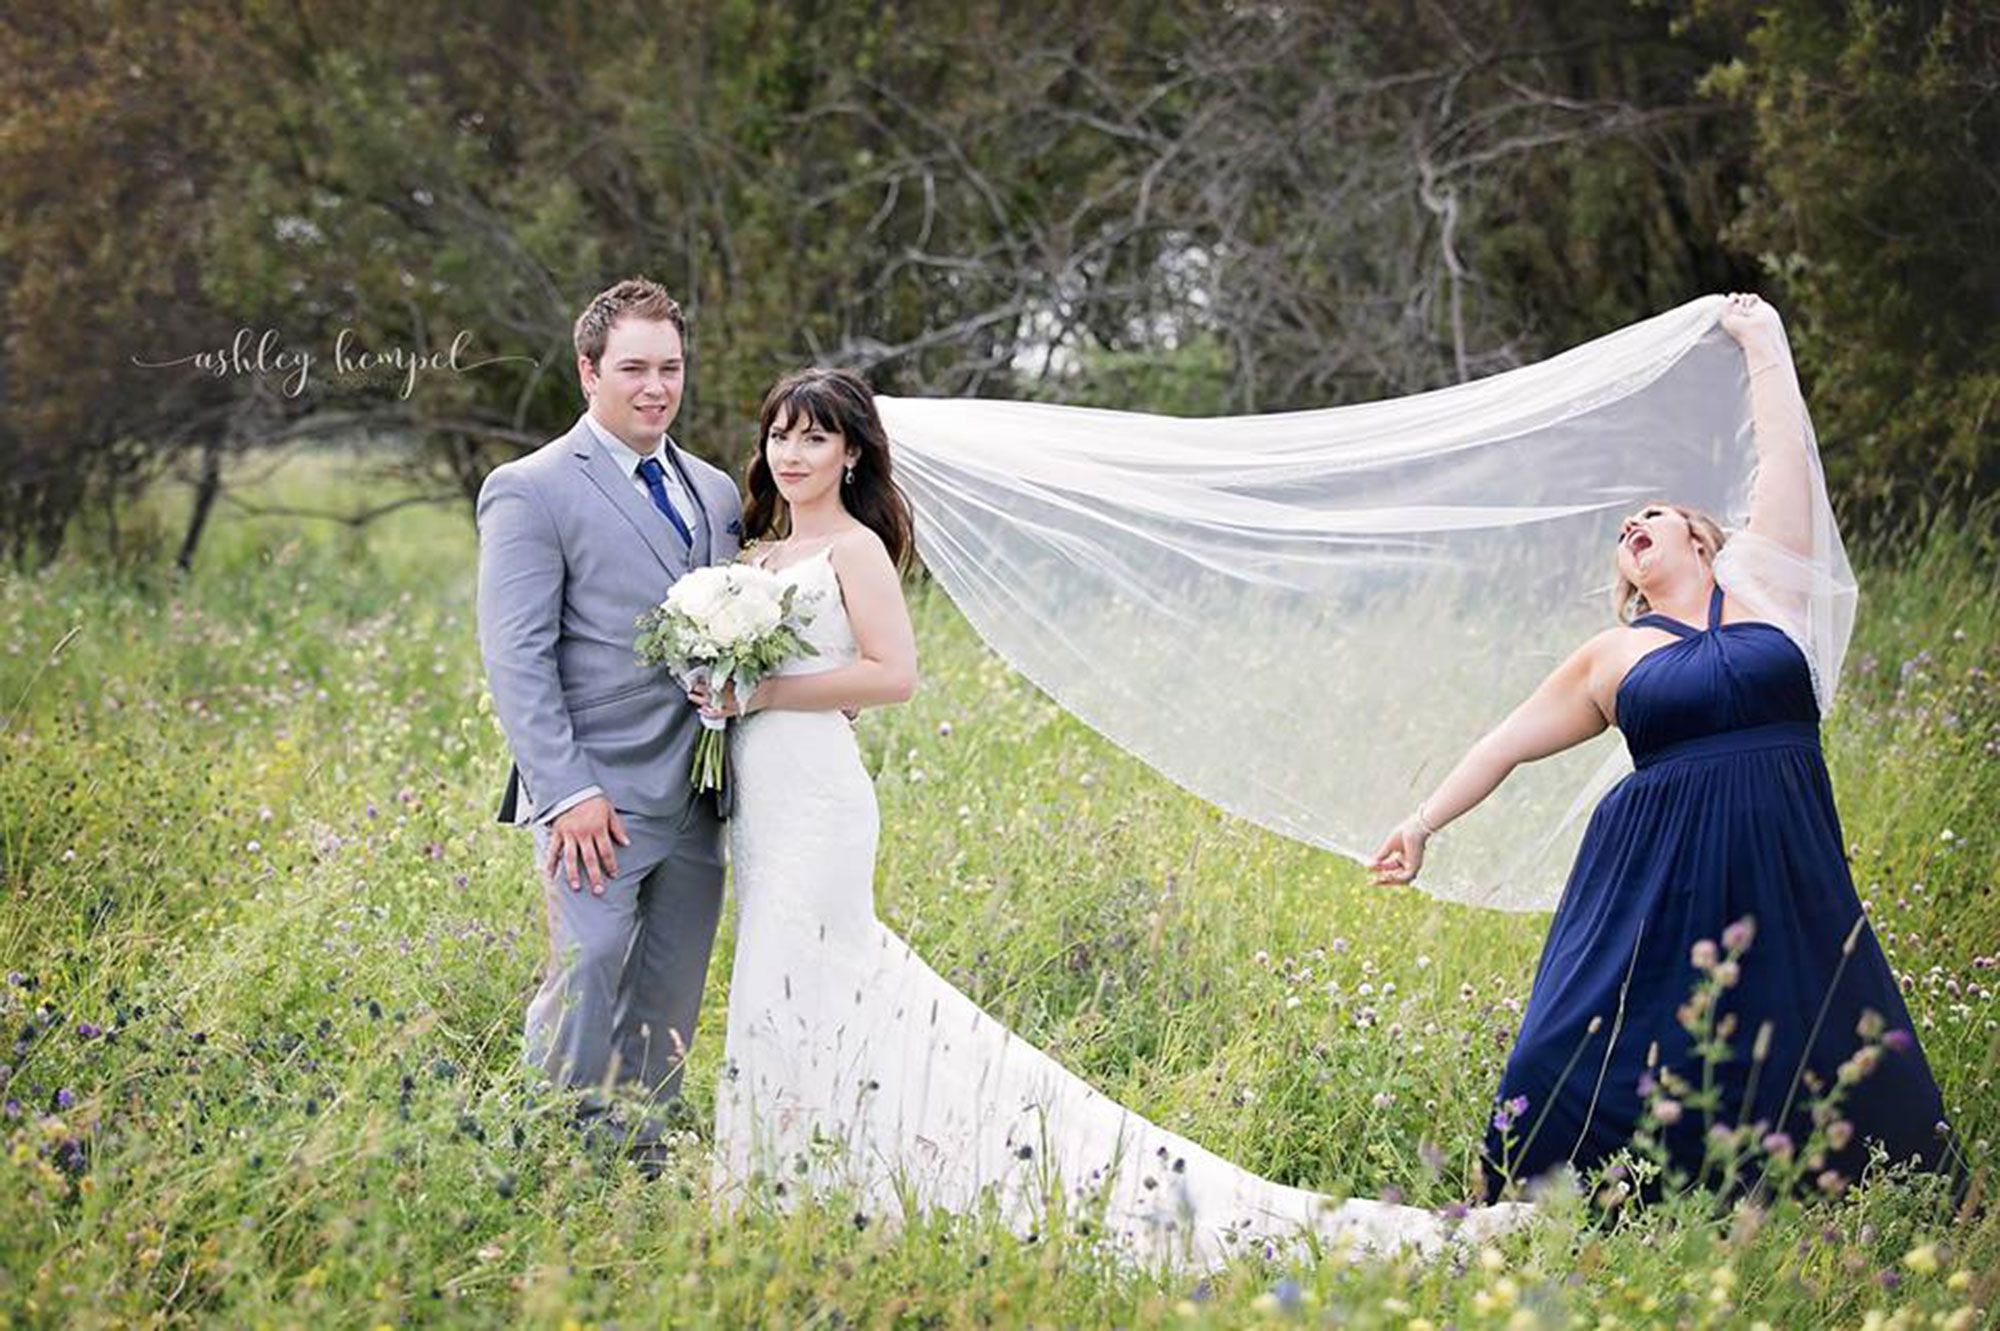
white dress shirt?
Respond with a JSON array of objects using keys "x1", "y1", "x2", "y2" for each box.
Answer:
[{"x1": 580, "y1": 409, "x2": 695, "y2": 522}]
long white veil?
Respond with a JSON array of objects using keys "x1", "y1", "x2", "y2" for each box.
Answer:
[{"x1": 877, "y1": 294, "x2": 1855, "y2": 912}]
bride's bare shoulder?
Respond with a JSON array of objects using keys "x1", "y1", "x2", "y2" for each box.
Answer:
[{"x1": 827, "y1": 523, "x2": 892, "y2": 568}]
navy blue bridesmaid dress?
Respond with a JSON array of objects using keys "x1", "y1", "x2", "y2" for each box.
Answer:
[{"x1": 1482, "y1": 584, "x2": 1951, "y2": 1199}]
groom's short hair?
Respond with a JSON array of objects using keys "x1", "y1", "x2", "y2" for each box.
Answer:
[{"x1": 573, "y1": 278, "x2": 686, "y2": 368}]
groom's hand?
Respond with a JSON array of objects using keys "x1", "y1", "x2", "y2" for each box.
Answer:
[{"x1": 544, "y1": 796, "x2": 631, "y2": 895}]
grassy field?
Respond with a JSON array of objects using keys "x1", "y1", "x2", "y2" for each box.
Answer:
[{"x1": 0, "y1": 450, "x2": 1993, "y2": 1328}]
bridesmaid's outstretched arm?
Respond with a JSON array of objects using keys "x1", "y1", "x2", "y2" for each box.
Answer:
[
  {"x1": 1368, "y1": 635, "x2": 1613, "y2": 885},
  {"x1": 1721, "y1": 294, "x2": 1814, "y2": 558}
]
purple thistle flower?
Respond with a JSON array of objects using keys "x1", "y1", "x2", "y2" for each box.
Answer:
[
  {"x1": 54, "y1": 1088, "x2": 74, "y2": 1110},
  {"x1": 1762, "y1": 1131, "x2": 1795, "y2": 1159},
  {"x1": 2, "y1": 1098, "x2": 19, "y2": 1118},
  {"x1": 1491, "y1": 1094, "x2": 1531, "y2": 1134},
  {"x1": 76, "y1": 1022, "x2": 101, "y2": 1040},
  {"x1": 1882, "y1": 1029, "x2": 1915, "y2": 1054},
  {"x1": 1722, "y1": 917, "x2": 1757, "y2": 953}
]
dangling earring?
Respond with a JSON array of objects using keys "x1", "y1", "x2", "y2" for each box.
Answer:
[{"x1": 844, "y1": 465, "x2": 856, "y2": 486}]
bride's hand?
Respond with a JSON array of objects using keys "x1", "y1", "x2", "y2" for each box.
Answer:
[
  {"x1": 688, "y1": 678, "x2": 756, "y2": 719},
  {"x1": 1719, "y1": 291, "x2": 1788, "y2": 360},
  {"x1": 1367, "y1": 818, "x2": 1428, "y2": 886}
]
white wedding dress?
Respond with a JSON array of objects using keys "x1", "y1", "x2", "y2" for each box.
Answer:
[{"x1": 713, "y1": 548, "x2": 1527, "y2": 1270}]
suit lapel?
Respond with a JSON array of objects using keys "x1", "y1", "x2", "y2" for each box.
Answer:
[{"x1": 572, "y1": 426, "x2": 690, "y2": 578}]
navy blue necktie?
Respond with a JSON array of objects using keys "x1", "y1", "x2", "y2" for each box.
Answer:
[{"x1": 636, "y1": 456, "x2": 694, "y2": 549}]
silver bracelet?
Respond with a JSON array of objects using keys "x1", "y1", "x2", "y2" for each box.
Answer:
[{"x1": 1413, "y1": 803, "x2": 1440, "y2": 838}]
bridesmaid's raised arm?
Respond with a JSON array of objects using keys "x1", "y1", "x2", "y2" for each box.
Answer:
[{"x1": 1720, "y1": 294, "x2": 1814, "y2": 558}]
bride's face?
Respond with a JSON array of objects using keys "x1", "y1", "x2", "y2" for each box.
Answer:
[
  {"x1": 765, "y1": 408, "x2": 860, "y2": 508},
  {"x1": 1616, "y1": 502, "x2": 1703, "y2": 588}
]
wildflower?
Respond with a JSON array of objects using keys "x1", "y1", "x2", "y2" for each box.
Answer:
[
  {"x1": 1826, "y1": 1120, "x2": 1854, "y2": 1150},
  {"x1": 1713, "y1": 960, "x2": 1741, "y2": 988},
  {"x1": 1903, "y1": 1244, "x2": 1939, "y2": 1276},
  {"x1": 53, "y1": 1088, "x2": 74, "y2": 1110},
  {"x1": 1761, "y1": 1131, "x2": 1794, "y2": 1160},
  {"x1": 1654, "y1": 1099, "x2": 1684, "y2": 1126},
  {"x1": 1839, "y1": 1047, "x2": 1882, "y2": 1083},
  {"x1": 1856, "y1": 1009, "x2": 1885, "y2": 1040},
  {"x1": 1691, "y1": 939, "x2": 1719, "y2": 971},
  {"x1": 1492, "y1": 1095, "x2": 1529, "y2": 1134},
  {"x1": 1471, "y1": 1277, "x2": 1518, "y2": 1316},
  {"x1": 1816, "y1": 1169, "x2": 1847, "y2": 1196},
  {"x1": 1882, "y1": 1029, "x2": 1915, "y2": 1054},
  {"x1": 75, "y1": 1022, "x2": 101, "y2": 1040}
]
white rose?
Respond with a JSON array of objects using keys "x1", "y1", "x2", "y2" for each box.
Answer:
[
  {"x1": 734, "y1": 583, "x2": 784, "y2": 630},
  {"x1": 708, "y1": 593, "x2": 781, "y2": 646},
  {"x1": 666, "y1": 566, "x2": 732, "y2": 620}
]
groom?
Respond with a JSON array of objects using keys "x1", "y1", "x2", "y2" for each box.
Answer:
[{"x1": 476, "y1": 277, "x2": 743, "y2": 1154}]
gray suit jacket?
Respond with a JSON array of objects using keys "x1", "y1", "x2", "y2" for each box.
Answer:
[{"x1": 476, "y1": 415, "x2": 744, "y2": 824}]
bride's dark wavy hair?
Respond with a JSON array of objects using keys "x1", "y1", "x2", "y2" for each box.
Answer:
[{"x1": 745, "y1": 368, "x2": 915, "y2": 569}]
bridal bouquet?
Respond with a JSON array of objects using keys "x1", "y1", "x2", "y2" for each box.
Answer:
[{"x1": 634, "y1": 563, "x2": 819, "y2": 793}]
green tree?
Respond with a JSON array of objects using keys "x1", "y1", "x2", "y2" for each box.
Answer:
[{"x1": 1690, "y1": 0, "x2": 2000, "y2": 534}]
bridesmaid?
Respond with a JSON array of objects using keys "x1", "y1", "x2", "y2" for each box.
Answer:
[{"x1": 1369, "y1": 293, "x2": 1953, "y2": 1201}]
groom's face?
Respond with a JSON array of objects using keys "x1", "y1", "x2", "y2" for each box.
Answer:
[{"x1": 579, "y1": 317, "x2": 686, "y2": 448}]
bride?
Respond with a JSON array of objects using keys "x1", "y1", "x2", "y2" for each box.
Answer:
[{"x1": 688, "y1": 367, "x2": 1526, "y2": 1271}]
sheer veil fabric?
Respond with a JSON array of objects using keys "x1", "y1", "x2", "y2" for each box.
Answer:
[{"x1": 877, "y1": 295, "x2": 1855, "y2": 911}]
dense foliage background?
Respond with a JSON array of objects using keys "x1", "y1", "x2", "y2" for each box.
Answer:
[{"x1": 0, "y1": 1, "x2": 1994, "y2": 568}]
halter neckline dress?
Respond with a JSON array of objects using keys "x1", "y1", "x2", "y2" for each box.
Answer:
[{"x1": 1483, "y1": 584, "x2": 1950, "y2": 1197}]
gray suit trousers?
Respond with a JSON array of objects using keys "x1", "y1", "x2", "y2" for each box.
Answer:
[{"x1": 525, "y1": 799, "x2": 725, "y2": 1117}]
